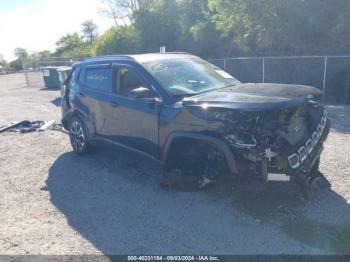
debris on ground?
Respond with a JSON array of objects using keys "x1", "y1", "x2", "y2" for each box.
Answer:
[
  {"x1": 38, "y1": 120, "x2": 55, "y2": 132},
  {"x1": 0, "y1": 120, "x2": 68, "y2": 134},
  {"x1": 0, "y1": 121, "x2": 44, "y2": 133},
  {"x1": 49, "y1": 123, "x2": 69, "y2": 134}
]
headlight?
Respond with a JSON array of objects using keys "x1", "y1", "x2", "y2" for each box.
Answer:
[
  {"x1": 312, "y1": 132, "x2": 318, "y2": 144},
  {"x1": 306, "y1": 139, "x2": 314, "y2": 154},
  {"x1": 288, "y1": 154, "x2": 300, "y2": 169},
  {"x1": 298, "y1": 146, "x2": 308, "y2": 162},
  {"x1": 288, "y1": 111, "x2": 327, "y2": 169},
  {"x1": 317, "y1": 125, "x2": 322, "y2": 139}
]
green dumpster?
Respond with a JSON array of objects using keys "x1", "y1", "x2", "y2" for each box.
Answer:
[{"x1": 42, "y1": 66, "x2": 71, "y2": 90}]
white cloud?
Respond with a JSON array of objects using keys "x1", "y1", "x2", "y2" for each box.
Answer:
[{"x1": 0, "y1": 0, "x2": 115, "y2": 61}]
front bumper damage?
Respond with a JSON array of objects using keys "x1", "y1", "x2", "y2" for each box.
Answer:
[
  {"x1": 287, "y1": 110, "x2": 329, "y2": 171},
  {"x1": 224, "y1": 107, "x2": 331, "y2": 189},
  {"x1": 263, "y1": 111, "x2": 330, "y2": 188}
]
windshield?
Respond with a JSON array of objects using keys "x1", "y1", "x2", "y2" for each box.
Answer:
[{"x1": 142, "y1": 57, "x2": 241, "y2": 97}]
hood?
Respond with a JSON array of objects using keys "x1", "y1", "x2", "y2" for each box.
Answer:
[{"x1": 182, "y1": 83, "x2": 322, "y2": 110}]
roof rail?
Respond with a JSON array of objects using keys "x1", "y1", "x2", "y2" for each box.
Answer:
[
  {"x1": 80, "y1": 52, "x2": 193, "y2": 63},
  {"x1": 82, "y1": 55, "x2": 135, "y2": 62},
  {"x1": 158, "y1": 52, "x2": 191, "y2": 55}
]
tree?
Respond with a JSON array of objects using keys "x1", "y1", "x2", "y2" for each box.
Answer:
[
  {"x1": 14, "y1": 47, "x2": 29, "y2": 60},
  {"x1": 37, "y1": 50, "x2": 52, "y2": 60},
  {"x1": 208, "y1": 0, "x2": 350, "y2": 55},
  {"x1": 82, "y1": 20, "x2": 99, "y2": 45},
  {"x1": 8, "y1": 59, "x2": 23, "y2": 71},
  {"x1": 94, "y1": 26, "x2": 137, "y2": 55},
  {"x1": 54, "y1": 33, "x2": 88, "y2": 57},
  {"x1": 133, "y1": 0, "x2": 184, "y2": 52},
  {"x1": 99, "y1": 0, "x2": 156, "y2": 26}
]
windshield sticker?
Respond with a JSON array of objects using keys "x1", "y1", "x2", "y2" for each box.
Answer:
[
  {"x1": 215, "y1": 69, "x2": 234, "y2": 79},
  {"x1": 150, "y1": 63, "x2": 168, "y2": 72},
  {"x1": 87, "y1": 74, "x2": 108, "y2": 82}
]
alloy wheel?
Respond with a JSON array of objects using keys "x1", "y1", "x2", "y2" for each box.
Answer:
[{"x1": 70, "y1": 121, "x2": 85, "y2": 152}]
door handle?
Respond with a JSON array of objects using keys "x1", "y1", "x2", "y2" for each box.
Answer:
[
  {"x1": 110, "y1": 101, "x2": 120, "y2": 108},
  {"x1": 77, "y1": 91, "x2": 85, "y2": 97}
]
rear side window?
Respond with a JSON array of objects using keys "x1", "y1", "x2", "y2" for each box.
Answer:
[
  {"x1": 85, "y1": 68, "x2": 112, "y2": 93},
  {"x1": 69, "y1": 67, "x2": 80, "y2": 86},
  {"x1": 78, "y1": 68, "x2": 85, "y2": 84}
]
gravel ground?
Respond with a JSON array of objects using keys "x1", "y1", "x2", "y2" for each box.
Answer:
[{"x1": 0, "y1": 72, "x2": 350, "y2": 255}]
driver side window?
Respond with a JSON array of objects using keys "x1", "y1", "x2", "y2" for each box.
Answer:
[
  {"x1": 115, "y1": 67, "x2": 158, "y2": 100},
  {"x1": 117, "y1": 68, "x2": 142, "y2": 96}
]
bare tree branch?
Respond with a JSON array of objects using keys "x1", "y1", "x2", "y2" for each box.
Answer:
[{"x1": 99, "y1": 0, "x2": 156, "y2": 26}]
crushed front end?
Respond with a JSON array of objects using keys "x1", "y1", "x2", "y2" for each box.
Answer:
[{"x1": 214, "y1": 101, "x2": 330, "y2": 188}]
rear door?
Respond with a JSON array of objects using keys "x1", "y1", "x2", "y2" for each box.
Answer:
[{"x1": 77, "y1": 64, "x2": 115, "y2": 136}]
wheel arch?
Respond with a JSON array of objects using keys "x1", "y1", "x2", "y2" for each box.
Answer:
[
  {"x1": 62, "y1": 110, "x2": 91, "y2": 137},
  {"x1": 161, "y1": 132, "x2": 238, "y2": 174}
]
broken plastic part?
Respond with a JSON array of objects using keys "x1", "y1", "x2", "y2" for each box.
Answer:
[{"x1": 267, "y1": 173, "x2": 291, "y2": 182}]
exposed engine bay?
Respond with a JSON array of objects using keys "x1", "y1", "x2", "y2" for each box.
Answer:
[
  {"x1": 160, "y1": 83, "x2": 331, "y2": 194},
  {"x1": 165, "y1": 100, "x2": 331, "y2": 193},
  {"x1": 207, "y1": 100, "x2": 331, "y2": 191}
]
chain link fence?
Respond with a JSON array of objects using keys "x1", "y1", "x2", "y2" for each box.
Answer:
[
  {"x1": 209, "y1": 55, "x2": 350, "y2": 105},
  {"x1": 21, "y1": 56, "x2": 78, "y2": 69},
  {"x1": 14, "y1": 55, "x2": 350, "y2": 105}
]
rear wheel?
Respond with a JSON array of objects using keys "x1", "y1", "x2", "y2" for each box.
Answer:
[{"x1": 69, "y1": 117, "x2": 91, "y2": 154}]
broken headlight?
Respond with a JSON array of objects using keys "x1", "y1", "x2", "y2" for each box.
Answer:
[{"x1": 288, "y1": 110, "x2": 328, "y2": 169}]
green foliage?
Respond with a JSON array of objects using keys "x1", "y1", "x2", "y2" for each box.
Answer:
[
  {"x1": 94, "y1": 26, "x2": 137, "y2": 55},
  {"x1": 95, "y1": 0, "x2": 350, "y2": 57},
  {"x1": 209, "y1": 0, "x2": 350, "y2": 55},
  {"x1": 82, "y1": 20, "x2": 99, "y2": 45},
  {"x1": 54, "y1": 33, "x2": 89, "y2": 58},
  {"x1": 8, "y1": 0, "x2": 350, "y2": 67},
  {"x1": 37, "y1": 50, "x2": 52, "y2": 60},
  {"x1": 51, "y1": 20, "x2": 99, "y2": 59},
  {"x1": 133, "y1": 0, "x2": 182, "y2": 52},
  {"x1": 7, "y1": 59, "x2": 23, "y2": 71},
  {"x1": 8, "y1": 47, "x2": 29, "y2": 71}
]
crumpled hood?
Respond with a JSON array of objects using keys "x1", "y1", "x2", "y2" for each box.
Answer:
[{"x1": 182, "y1": 83, "x2": 322, "y2": 110}]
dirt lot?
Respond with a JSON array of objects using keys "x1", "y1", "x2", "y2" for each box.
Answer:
[{"x1": 0, "y1": 72, "x2": 350, "y2": 255}]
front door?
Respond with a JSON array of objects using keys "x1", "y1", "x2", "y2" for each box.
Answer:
[{"x1": 103, "y1": 65, "x2": 162, "y2": 158}]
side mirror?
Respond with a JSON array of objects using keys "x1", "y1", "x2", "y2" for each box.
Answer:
[
  {"x1": 128, "y1": 87, "x2": 151, "y2": 99},
  {"x1": 127, "y1": 87, "x2": 160, "y2": 103}
]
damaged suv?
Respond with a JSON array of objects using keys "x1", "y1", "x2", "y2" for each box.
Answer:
[{"x1": 62, "y1": 53, "x2": 330, "y2": 191}]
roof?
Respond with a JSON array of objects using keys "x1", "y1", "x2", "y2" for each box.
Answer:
[
  {"x1": 44, "y1": 66, "x2": 72, "y2": 71},
  {"x1": 80, "y1": 52, "x2": 195, "y2": 65},
  {"x1": 56, "y1": 66, "x2": 72, "y2": 72},
  {"x1": 131, "y1": 52, "x2": 195, "y2": 63}
]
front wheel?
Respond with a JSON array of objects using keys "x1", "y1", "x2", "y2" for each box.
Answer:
[{"x1": 69, "y1": 117, "x2": 91, "y2": 154}]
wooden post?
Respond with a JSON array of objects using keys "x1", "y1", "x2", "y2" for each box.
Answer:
[{"x1": 24, "y1": 72, "x2": 30, "y2": 86}]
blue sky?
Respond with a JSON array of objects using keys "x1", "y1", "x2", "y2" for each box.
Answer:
[
  {"x1": 1, "y1": 0, "x2": 40, "y2": 13},
  {"x1": 0, "y1": 0, "x2": 115, "y2": 61}
]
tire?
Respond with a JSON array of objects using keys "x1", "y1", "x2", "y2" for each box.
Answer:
[{"x1": 68, "y1": 116, "x2": 91, "y2": 154}]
